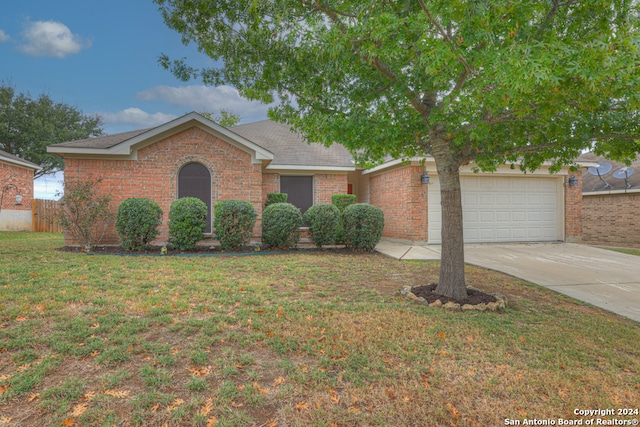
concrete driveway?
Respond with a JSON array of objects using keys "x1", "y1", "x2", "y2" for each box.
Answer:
[{"x1": 375, "y1": 241, "x2": 640, "y2": 323}]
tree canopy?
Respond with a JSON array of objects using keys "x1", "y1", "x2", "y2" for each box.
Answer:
[
  {"x1": 0, "y1": 83, "x2": 103, "y2": 177},
  {"x1": 156, "y1": 0, "x2": 640, "y2": 298}
]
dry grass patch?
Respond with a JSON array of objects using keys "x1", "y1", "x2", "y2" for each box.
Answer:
[{"x1": 0, "y1": 232, "x2": 638, "y2": 426}]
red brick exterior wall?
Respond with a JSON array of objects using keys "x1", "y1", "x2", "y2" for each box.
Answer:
[
  {"x1": 582, "y1": 191, "x2": 640, "y2": 247},
  {"x1": 369, "y1": 166, "x2": 428, "y2": 241},
  {"x1": 0, "y1": 162, "x2": 34, "y2": 212},
  {"x1": 564, "y1": 171, "x2": 583, "y2": 241},
  {"x1": 314, "y1": 174, "x2": 348, "y2": 204},
  {"x1": 262, "y1": 173, "x2": 280, "y2": 207},
  {"x1": 63, "y1": 127, "x2": 263, "y2": 245},
  {"x1": 61, "y1": 127, "x2": 350, "y2": 246}
]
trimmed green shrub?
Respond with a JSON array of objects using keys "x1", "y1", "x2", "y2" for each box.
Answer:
[
  {"x1": 213, "y1": 199, "x2": 258, "y2": 251},
  {"x1": 116, "y1": 198, "x2": 163, "y2": 251},
  {"x1": 168, "y1": 197, "x2": 208, "y2": 250},
  {"x1": 331, "y1": 194, "x2": 357, "y2": 244},
  {"x1": 303, "y1": 204, "x2": 340, "y2": 249},
  {"x1": 265, "y1": 192, "x2": 287, "y2": 208},
  {"x1": 331, "y1": 194, "x2": 357, "y2": 213},
  {"x1": 342, "y1": 203, "x2": 385, "y2": 252},
  {"x1": 262, "y1": 203, "x2": 302, "y2": 250}
]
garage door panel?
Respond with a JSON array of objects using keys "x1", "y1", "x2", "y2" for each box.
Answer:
[
  {"x1": 496, "y1": 211, "x2": 510, "y2": 222},
  {"x1": 512, "y1": 211, "x2": 526, "y2": 222},
  {"x1": 527, "y1": 194, "x2": 542, "y2": 205},
  {"x1": 480, "y1": 211, "x2": 494, "y2": 222},
  {"x1": 512, "y1": 194, "x2": 526, "y2": 205},
  {"x1": 496, "y1": 195, "x2": 510, "y2": 205},
  {"x1": 496, "y1": 228, "x2": 511, "y2": 239},
  {"x1": 463, "y1": 194, "x2": 478, "y2": 204},
  {"x1": 479, "y1": 194, "x2": 494, "y2": 205},
  {"x1": 480, "y1": 228, "x2": 495, "y2": 239}
]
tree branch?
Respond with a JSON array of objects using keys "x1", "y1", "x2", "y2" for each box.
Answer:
[
  {"x1": 416, "y1": 0, "x2": 477, "y2": 77},
  {"x1": 536, "y1": 0, "x2": 579, "y2": 38},
  {"x1": 297, "y1": 0, "x2": 433, "y2": 123}
]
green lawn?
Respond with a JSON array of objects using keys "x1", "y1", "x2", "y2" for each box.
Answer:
[
  {"x1": 0, "y1": 232, "x2": 638, "y2": 426},
  {"x1": 606, "y1": 247, "x2": 640, "y2": 257}
]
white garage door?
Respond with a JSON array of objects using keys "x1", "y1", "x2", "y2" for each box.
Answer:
[{"x1": 428, "y1": 175, "x2": 562, "y2": 244}]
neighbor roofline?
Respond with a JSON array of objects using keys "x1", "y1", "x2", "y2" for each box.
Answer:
[{"x1": 0, "y1": 152, "x2": 41, "y2": 171}]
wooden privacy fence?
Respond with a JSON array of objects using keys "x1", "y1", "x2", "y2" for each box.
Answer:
[{"x1": 32, "y1": 199, "x2": 64, "y2": 232}]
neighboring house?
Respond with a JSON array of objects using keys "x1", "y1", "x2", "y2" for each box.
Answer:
[
  {"x1": 48, "y1": 112, "x2": 586, "y2": 246},
  {"x1": 0, "y1": 150, "x2": 40, "y2": 231},
  {"x1": 578, "y1": 152, "x2": 640, "y2": 248}
]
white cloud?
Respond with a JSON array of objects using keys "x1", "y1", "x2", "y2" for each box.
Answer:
[
  {"x1": 19, "y1": 20, "x2": 90, "y2": 58},
  {"x1": 0, "y1": 30, "x2": 10, "y2": 42},
  {"x1": 136, "y1": 85, "x2": 273, "y2": 122},
  {"x1": 98, "y1": 108, "x2": 178, "y2": 130}
]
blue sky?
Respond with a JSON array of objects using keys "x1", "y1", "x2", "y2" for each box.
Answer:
[{"x1": 1, "y1": 0, "x2": 274, "y2": 197}]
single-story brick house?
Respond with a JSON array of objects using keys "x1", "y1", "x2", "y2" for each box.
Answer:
[
  {"x1": 578, "y1": 152, "x2": 640, "y2": 248},
  {"x1": 0, "y1": 149, "x2": 40, "y2": 231},
  {"x1": 48, "y1": 112, "x2": 354, "y2": 245},
  {"x1": 48, "y1": 112, "x2": 587, "y2": 246}
]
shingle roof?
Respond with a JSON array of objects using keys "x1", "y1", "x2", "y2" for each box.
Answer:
[
  {"x1": 230, "y1": 120, "x2": 353, "y2": 168},
  {"x1": 577, "y1": 152, "x2": 640, "y2": 192},
  {"x1": 49, "y1": 114, "x2": 354, "y2": 169},
  {"x1": 0, "y1": 149, "x2": 41, "y2": 170},
  {"x1": 49, "y1": 128, "x2": 152, "y2": 149}
]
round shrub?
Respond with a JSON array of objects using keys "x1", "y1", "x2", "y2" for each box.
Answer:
[
  {"x1": 342, "y1": 203, "x2": 385, "y2": 252},
  {"x1": 116, "y1": 198, "x2": 163, "y2": 251},
  {"x1": 169, "y1": 197, "x2": 208, "y2": 250},
  {"x1": 331, "y1": 194, "x2": 356, "y2": 213},
  {"x1": 214, "y1": 199, "x2": 258, "y2": 251},
  {"x1": 262, "y1": 203, "x2": 302, "y2": 250},
  {"x1": 331, "y1": 194, "x2": 357, "y2": 244},
  {"x1": 265, "y1": 192, "x2": 287, "y2": 208},
  {"x1": 303, "y1": 203, "x2": 340, "y2": 249}
]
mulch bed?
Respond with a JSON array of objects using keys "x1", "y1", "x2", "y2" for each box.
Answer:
[{"x1": 410, "y1": 283, "x2": 497, "y2": 305}]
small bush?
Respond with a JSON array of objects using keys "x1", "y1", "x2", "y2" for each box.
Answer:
[
  {"x1": 168, "y1": 197, "x2": 208, "y2": 250},
  {"x1": 214, "y1": 199, "x2": 257, "y2": 251},
  {"x1": 265, "y1": 192, "x2": 287, "y2": 209},
  {"x1": 262, "y1": 203, "x2": 302, "y2": 250},
  {"x1": 331, "y1": 194, "x2": 357, "y2": 244},
  {"x1": 303, "y1": 204, "x2": 340, "y2": 249},
  {"x1": 55, "y1": 179, "x2": 114, "y2": 250},
  {"x1": 116, "y1": 198, "x2": 163, "y2": 251},
  {"x1": 342, "y1": 203, "x2": 385, "y2": 252},
  {"x1": 331, "y1": 194, "x2": 357, "y2": 213}
]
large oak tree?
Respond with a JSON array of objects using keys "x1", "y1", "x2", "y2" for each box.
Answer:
[
  {"x1": 155, "y1": 0, "x2": 640, "y2": 299},
  {"x1": 0, "y1": 83, "x2": 103, "y2": 178}
]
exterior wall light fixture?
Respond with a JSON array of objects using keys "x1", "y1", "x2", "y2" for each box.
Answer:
[{"x1": 421, "y1": 172, "x2": 430, "y2": 185}]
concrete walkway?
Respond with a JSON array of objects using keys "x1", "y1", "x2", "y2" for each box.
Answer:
[{"x1": 375, "y1": 240, "x2": 640, "y2": 323}]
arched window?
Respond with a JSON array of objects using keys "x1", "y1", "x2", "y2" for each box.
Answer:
[{"x1": 178, "y1": 162, "x2": 212, "y2": 233}]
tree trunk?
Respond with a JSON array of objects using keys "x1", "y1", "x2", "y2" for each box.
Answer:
[{"x1": 430, "y1": 132, "x2": 468, "y2": 300}]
